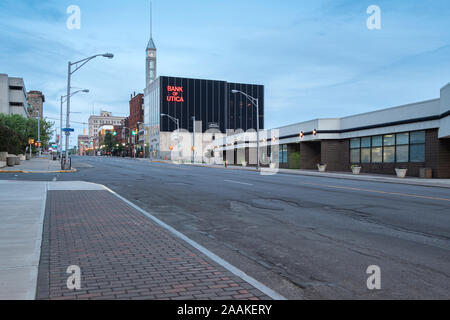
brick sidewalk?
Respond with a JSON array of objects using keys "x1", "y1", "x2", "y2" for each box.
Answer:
[{"x1": 36, "y1": 190, "x2": 270, "y2": 300}]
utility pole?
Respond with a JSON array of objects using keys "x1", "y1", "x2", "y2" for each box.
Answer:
[
  {"x1": 37, "y1": 111, "x2": 41, "y2": 157},
  {"x1": 192, "y1": 116, "x2": 195, "y2": 163}
]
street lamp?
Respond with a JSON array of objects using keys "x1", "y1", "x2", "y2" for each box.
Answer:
[
  {"x1": 64, "y1": 53, "x2": 113, "y2": 169},
  {"x1": 231, "y1": 90, "x2": 260, "y2": 170},
  {"x1": 60, "y1": 89, "x2": 89, "y2": 159},
  {"x1": 161, "y1": 114, "x2": 180, "y2": 161}
]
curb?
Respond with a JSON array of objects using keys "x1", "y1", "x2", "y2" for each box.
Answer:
[
  {"x1": 104, "y1": 185, "x2": 287, "y2": 300},
  {"x1": 0, "y1": 168, "x2": 77, "y2": 174},
  {"x1": 182, "y1": 163, "x2": 450, "y2": 189}
]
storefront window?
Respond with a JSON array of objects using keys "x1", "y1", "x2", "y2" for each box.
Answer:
[
  {"x1": 372, "y1": 147, "x2": 383, "y2": 163},
  {"x1": 350, "y1": 149, "x2": 360, "y2": 163},
  {"x1": 410, "y1": 144, "x2": 425, "y2": 162},
  {"x1": 410, "y1": 131, "x2": 425, "y2": 162},
  {"x1": 350, "y1": 138, "x2": 360, "y2": 149},
  {"x1": 349, "y1": 131, "x2": 425, "y2": 164},
  {"x1": 372, "y1": 136, "x2": 382, "y2": 147},
  {"x1": 383, "y1": 146, "x2": 395, "y2": 163},
  {"x1": 279, "y1": 145, "x2": 288, "y2": 164},
  {"x1": 384, "y1": 134, "x2": 395, "y2": 146},
  {"x1": 361, "y1": 148, "x2": 371, "y2": 163},
  {"x1": 396, "y1": 132, "x2": 409, "y2": 145},
  {"x1": 396, "y1": 145, "x2": 409, "y2": 163},
  {"x1": 361, "y1": 137, "x2": 371, "y2": 148}
]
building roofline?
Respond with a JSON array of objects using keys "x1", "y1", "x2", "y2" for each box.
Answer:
[{"x1": 340, "y1": 98, "x2": 440, "y2": 120}]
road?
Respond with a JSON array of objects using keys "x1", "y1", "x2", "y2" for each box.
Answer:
[{"x1": 2, "y1": 156, "x2": 450, "y2": 299}]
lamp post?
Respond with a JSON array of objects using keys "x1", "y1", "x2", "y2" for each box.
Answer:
[
  {"x1": 161, "y1": 114, "x2": 180, "y2": 160},
  {"x1": 231, "y1": 90, "x2": 260, "y2": 170},
  {"x1": 64, "y1": 53, "x2": 113, "y2": 169},
  {"x1": 60, "y1": 89, "x2": 89, "y2": 159}
]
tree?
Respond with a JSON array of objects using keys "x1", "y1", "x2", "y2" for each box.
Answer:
[
  {"x1": 0, "y1": 114, "x2": 54, "y2": 153},
  {"x1": 103, "y1": 132, "x2": 114, "y2": 154}
]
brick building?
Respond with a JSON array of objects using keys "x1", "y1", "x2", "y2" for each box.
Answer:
[
  {"x1": 27, "y1": 90, "x2": 45, "y2": 119},
  {"x1": 129, "y1": 93, "x2": 144, "y2": 157},
  {"x1": 218, "y1": 82, "x2": 450, "y2": 179}
]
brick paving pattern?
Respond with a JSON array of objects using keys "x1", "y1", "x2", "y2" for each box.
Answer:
[{"x1": 36, "y1": 190, "x2": 270, "y2": 300}]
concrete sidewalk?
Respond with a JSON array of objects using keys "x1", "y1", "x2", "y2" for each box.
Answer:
[
  {"x1": 0, "y1": 181, "x2": 47, "y2": 300},
  {"x1": 0, "y1": 156, "x2": 75, "y2": 173},
  {"x1": 0, "y1": 180, "x2": 282, "y2": 300}
]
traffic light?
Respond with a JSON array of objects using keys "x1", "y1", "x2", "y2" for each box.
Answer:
[
  {"x1": 313, "y1": 129, "x2": 317, "y2": 136},
  {"x1": 299, "y1": 131, "x2": 304, "y2": 139},
  {"x1": 113, "y1": 131, "x2": 117, "y2": 136},
  {"x1": 132, "y1": 131, "x2": 137, "y2": 136}
]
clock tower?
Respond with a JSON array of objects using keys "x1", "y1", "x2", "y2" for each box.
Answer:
[{"x1": 146, "y1": 2, "x2": 156, "y2": 89}]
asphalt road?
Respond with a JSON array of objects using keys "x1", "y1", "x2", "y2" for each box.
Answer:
[{"x1": 2, "y1": 156, "x2": 449, "y2": 299}]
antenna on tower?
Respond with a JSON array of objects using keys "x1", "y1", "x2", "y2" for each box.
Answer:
[{"x1": 150, "y1": 1, "x2": 153, "y2": 39}]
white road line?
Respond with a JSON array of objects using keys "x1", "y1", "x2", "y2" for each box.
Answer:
[
  {"x1": 104, "y1": 186, "x2": 286, "y2": 300},
  {"x1": 224, "y1": 179, "x2": 254, "y2": 186}
]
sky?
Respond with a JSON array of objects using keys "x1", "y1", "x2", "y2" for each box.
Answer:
[{"x1": 0, "y1": 0, "x2": 449, "y2": 146}]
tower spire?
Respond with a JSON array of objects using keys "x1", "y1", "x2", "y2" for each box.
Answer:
[{"x1": 150, "y1": 1, "x2": 152, "y2": 39}]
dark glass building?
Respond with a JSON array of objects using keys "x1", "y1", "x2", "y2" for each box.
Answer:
[{"x1": 147, "y1": 76, "x2": 264, "y2": 134}]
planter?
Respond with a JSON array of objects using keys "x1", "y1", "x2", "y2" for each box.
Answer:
[
  {"x1": 26, "y1": 154, "x2": 31, "y2": 160},
  {"x1": 269, "y1": 163, "x2": 277, "y2": 169},
  {"x1": 0, "y1": 152, "x2": 8, "y2": 162},
  {"x1": 317, "y1": 164, "x2": 327, "y2": 172},
  {"x1": 19, "y1": 154, "x2": 26, "y2": 161},
  {"x1": 14, "y1": 156, "x2": 20, "y2": 165},
  {"x1": 6, "y1": 156, "x2": 15, "y2": 167},
  {"x1": 351, "y1": 166, "x2": 361, "y2": 175},
  {"x1": 241, "y1": 161, "x2": 247, "y2": 167},
  {"x1": 395, "y1": 168, "x2": 408, "y2": 178}
]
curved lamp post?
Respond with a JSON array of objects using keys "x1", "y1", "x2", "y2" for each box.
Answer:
[
  {"x1": 64, "y1": 53, "x2": 114, "y2": 169},
  {"x1": 231, "y1": 90, "x2": 260, "y2": 170}
]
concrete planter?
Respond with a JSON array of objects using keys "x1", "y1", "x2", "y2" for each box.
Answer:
[
  {"x1": 19, "y1": 154, "x2": 26, "y2": 161},
  {"x1": 351, "y1": 166, "x2": 361, "y2": 175},
  {"x1": 14, "y1": 156, "x2": 20, "y2": 165},
  {"x1": 0, "y1": 161, "x2": 6, "y2": 168},
  {"x1": 317, "y1": 164, "x2": 327, "y2": 172},
  {"x1": 395, "y1": 168, "x2": 408, "y2": 178},
  {"x1": 6, "y1": 156, "x2": 15, "y2": 167},
  {"x1": 0, "y1": 152, "x2": 8, "y2": 162},
  {"x1": 26, "y1": 154, "x2": 31, "y2": 160}
]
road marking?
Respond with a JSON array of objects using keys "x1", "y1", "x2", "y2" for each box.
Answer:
[
  {"x1": 301, "y1": 182, "x2": 450, "y2": 202},
  {"x1": 224, "y1": 179, "x2": 253, "y2": 186},
  {"x1": 104, "y1": 186, "x2": 286, "y2": 300}
]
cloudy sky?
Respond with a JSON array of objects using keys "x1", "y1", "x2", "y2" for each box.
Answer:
[{"x1": 0, "y1": 0, "x2": 449, "y2": 146}]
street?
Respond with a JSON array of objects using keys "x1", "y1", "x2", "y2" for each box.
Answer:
[{"x1": 2, "y1": 156, "x2": 449, "y2": 300}]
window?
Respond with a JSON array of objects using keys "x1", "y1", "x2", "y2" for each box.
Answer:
[
  {"x1": 410, "y1": 131, "x2": 425, "y2": 162},
  {"x1": 361, "y1": 148, "x2": 371, "y2": 163},
  {"x1": 279, "y1": 145, "x2": 288, "y2": 164},
  {"x1": 372, "y1": 147, "x2": 383, "y2": 163},
  {"x1": 383, "y1": 146, "x2": 395, "y2": 163},
  {"x1": 396, "y1": 145, "x2": 409, "y2": 163},
  {"x1": 383, "y1": 134, "x2": 395, "y2": 146},
  {"x1": 349, "y1": 131, "x2": 426, "y2": 165},
  {"x1": 350, "y1": 138, "x2": 360, "y2": 149},
  {"x1": 350, "y1": 149, "x2": 360, "y2": 163}
]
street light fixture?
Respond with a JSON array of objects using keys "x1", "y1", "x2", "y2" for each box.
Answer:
[
  {"x1": 60, "y1": 89, "x2": 89, "y2": 158},
  {"x1": 64, "y1": 53, "x2": 114, "y2": 169},
  {"x1": 231, "y1": 90, "x2": 260, "y2": 170}
]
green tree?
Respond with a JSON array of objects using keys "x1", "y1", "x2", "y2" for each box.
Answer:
[
  {"x1": 0, "y1": 114, "x2": 54, "y2": 153},
  {"x1": 103, "y1": 132, "x2": 114, "y2": 153}
]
